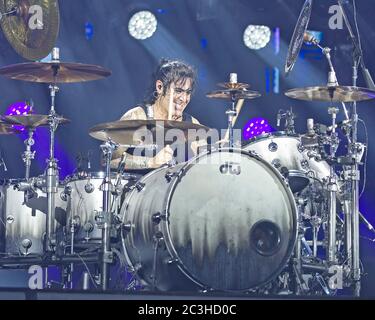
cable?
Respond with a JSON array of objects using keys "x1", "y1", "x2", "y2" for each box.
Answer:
[{"x1": 75, "y1": 252, "x2": 98, "y2": 289}]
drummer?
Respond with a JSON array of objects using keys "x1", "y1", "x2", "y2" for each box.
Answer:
[{"x1": 111, "y1": 58, "x2": 204, "y2": 169}]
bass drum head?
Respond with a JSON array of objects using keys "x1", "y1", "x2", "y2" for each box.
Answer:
[{"x1": 164, "y1": 149, "x2": 297, "y2": 291}]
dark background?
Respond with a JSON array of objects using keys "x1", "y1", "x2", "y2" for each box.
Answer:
[{"x1": 0, "y1": 0, "x2": 374, "y2": 297}]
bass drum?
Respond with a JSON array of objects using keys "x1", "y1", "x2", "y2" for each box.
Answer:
[
  {"x1": 120, "y1": 148, "x2": 298, "y2": 292},
  {"x1": 242, "y1": 132, "x2": 331, "y2": 192}
]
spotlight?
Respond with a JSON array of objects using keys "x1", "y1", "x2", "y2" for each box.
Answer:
[
  {"x1": 128, "y1": 11, "x2": 158, "y2": 40},
  {"x1": 243, "y1": 117, "x2": 273, "y2": 140},
  {"x1": 243, "y1": 25, "x2": 271, "y2": 50}
]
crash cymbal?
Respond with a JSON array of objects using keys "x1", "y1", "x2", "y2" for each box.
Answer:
[
  {"x1": 206, "y1": 89, "x2": 261, "y2": 100},
  {"x1": 285, "y1": 0, "x2": 313, "y2": 75},
  {"x1": 2, "y1": 114, "x2": 70, "y2": 127},
  {"x1": 0, "y1": 0, "x2": 60, "y2": 61},
  {"x1": 0, "y1": 122, "x2": 21, "y2": 134},
  {"x1": 0, "y1": 62, "x2": 112, "y2": 83},
  {"x1": 285, "y1": 86, "x2": 375, "y2": 103},
  {"x1": 89, "y1": 119, "x2": 210, "y2": 145}
]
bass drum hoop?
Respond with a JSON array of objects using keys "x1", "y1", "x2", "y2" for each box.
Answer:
[{"x1": 160, "y1": 147, "x2": 299, "y2": 292}]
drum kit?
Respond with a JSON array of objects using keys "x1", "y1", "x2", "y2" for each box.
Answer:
[{"x1": 0, "y1": 0, "x2": 373, "y2": 298}]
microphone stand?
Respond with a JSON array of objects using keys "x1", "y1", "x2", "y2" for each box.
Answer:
[{"x1": 337, "y1": 0, "x2": 372, "y2": 297}]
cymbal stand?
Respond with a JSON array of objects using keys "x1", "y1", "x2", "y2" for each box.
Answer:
[
  {"x1": 326, "y1": 106, "x2": 340, "y2": 265},
  {"x1": 22, "y1": 127, "x2": 36, "y2": 201},
  {"x1": 99, "y1": 139, "x2": 118, "y2": 291},
  {"x1": 226, "y1": 73, "x2": 239, "y2": 148},
  {"x1": 307, "y1": 36, "x2": 350, "y2": 119},
  {"x1": 22, "y1": 127, "x2": 36, "y2": 181},
  {"x1": 45, "y1": 48, "x2": 63, "y2": 253},
  {"x1": 336, "y1": 0, "x2": 375, "y2": 296}
]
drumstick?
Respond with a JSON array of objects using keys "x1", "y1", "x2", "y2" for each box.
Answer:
[
  {"x1": 223, "y1": 99, "x2": 245, "y2": 143},
  {"x1": 168, "y1": 87, "x2": 175, "y2": 121}
]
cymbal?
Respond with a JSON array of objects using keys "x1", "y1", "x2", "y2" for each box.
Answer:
[
  {"x1": 89, "y1": 119, "x2": 210, "y2": 145},
  {"x1": 0, "y1": 0, "x2": 60, "y2": 61},
  {"x1": 0, "y1": 122, "x2": 21, "y2": 135},
  {"x1": 285, "y1": 0, "x2": 313, "y2": 75},
  {"x1": 0, "y1": 62, "x2": 112, "y2": 83},
  {"x1": 217, "y1": 82, "x2": 250, "y2": 90},
  {"x1": 206, "y1": 89, "x2": 261, "y2": 100},
  {"x1": 285, "y1": 86, "x2": 375, "y2": 103},
  {"x1": 2, "y1": 114, "x2": 70, "y2": 127}
]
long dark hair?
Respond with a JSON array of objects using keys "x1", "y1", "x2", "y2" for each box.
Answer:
[{"x1": 143, "y1": 58, "x2": 197, "y2": 105}]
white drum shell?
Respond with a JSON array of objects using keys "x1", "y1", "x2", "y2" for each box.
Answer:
[{"x1": 121, "y1": 149, "x2": 298, "y2": 292}]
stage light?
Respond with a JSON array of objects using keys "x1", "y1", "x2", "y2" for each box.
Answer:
[
  {"x1": 128, "y1": 11, "x2": 157, "y2": 40},
  {"x1": 5, "y1": 101, "x2": 33, "y2": 132},
  {"x1": 243, "y1": 25, "x2": 271, "y2": 50},
  {"x1": 243, "y1": 117, "x2": 273, "y2": 140}
]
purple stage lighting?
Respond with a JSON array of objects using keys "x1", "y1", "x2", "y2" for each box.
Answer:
[
  {"x1": 243, "y1": 117, "x2": 273, "y2": 140},
  {"x1": 5, "y1": 101, "x2": 33, "y2": 132}
]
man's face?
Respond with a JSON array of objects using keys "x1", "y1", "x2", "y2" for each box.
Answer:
[{"x1": 159, "y1": 78, "x2": 193, "y2": 120}]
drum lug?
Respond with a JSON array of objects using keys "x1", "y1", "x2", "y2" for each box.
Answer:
[
  {"x1": 300, "y1": 160, "x2": 310, "y2": 170},
  {"x1": 268, "y1": 142, "x2": 278, "y2": 152},
  {"x1": 297, "y1": 143, "x2": 306, "y2": 153},
  {"x1": 60, "y1": 185, "x2": 72, "y2": 201},
  {"x1": 152, "y1": 212, "x2": 166, "y2": 225},
  {"x1": 271, "y1": 159, "x2": 282, "y2": 169},
  {"x1": 122, "y1": 222, "x2": 134, "y2": 234},
  {"x1": 165, "y1": 258, "x2": 179, "y2": 265},
  {"x1": 135, "y1": 182, "x2": 146, "y2": 192},
  {"x1": 84, "y1": 182, "x2": 95, "y2": 193},
  {"x1": 165, "y1": 171, "x2": 179, "y2": 183}
]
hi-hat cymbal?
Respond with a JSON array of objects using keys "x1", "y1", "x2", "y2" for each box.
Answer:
[
  {"x1": 0, "y1": 62, "x2": 112, "y2": 83},
  {"x1": 2, "y1": 114, "x2": 70, "y2": 127},
  {"x1": 206, "y1": 89, "x2": 261, "y2": 100},
  {"x1": 0, "y1": 0, "x2": 60, "y2": 61},
  {"x1": 89, "y1": 119, "x2": 210, "y2": 146},
  {"x1": 0, "y1": 122, "x2": 21, "y2": 135},
  {"x1": 285, "y1": 86, "x2": 375, "y2": 103},
  {"x1": 217, "y1": 82, "x2": 250, "y2": 90}
]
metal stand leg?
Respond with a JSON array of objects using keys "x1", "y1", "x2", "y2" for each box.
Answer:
[
  {"x1": 99, "y1": 140, "x2": 117, "y2": 291},
  {"x1": 327, "y1": 106, "x2": 339, "y2": 264}
]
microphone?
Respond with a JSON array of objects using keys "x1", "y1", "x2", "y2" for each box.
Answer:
[
  {"x1": 306, "y1": 118, "x2": 315, "y2": 136},
  {"x1": 146, "y1": 104, "x2": 154, "y2": 120},
  {"x1": 0, "y1": 149, "x2": 7, "y2": 172},
  {"x1": 276, "y1": 113, "x2": 282, "y2": 127},
  {"x1": 87, "y1": 150, "x2": 92, "y2": 170},
  {"x1": 113, "y1": 152, "x2": 128, "y2": 196},
  {"x1": 327, "y1": 120, "x2": 351, "y2": 132},
  {"x1": 117, "y1": 151, "x2": 127, "y2": 175}
]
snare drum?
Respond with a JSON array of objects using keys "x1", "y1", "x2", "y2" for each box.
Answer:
[
  {"x1": 61, "y1": 172, "x2": 141, "y2": 244},
  {"x1": 0, "y1": 179, "x2": 67, "y2": 257}
]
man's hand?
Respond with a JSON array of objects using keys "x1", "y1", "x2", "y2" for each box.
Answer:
[{"x1": 149, "y1": 145, "x2": 174, "y2": 168}]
